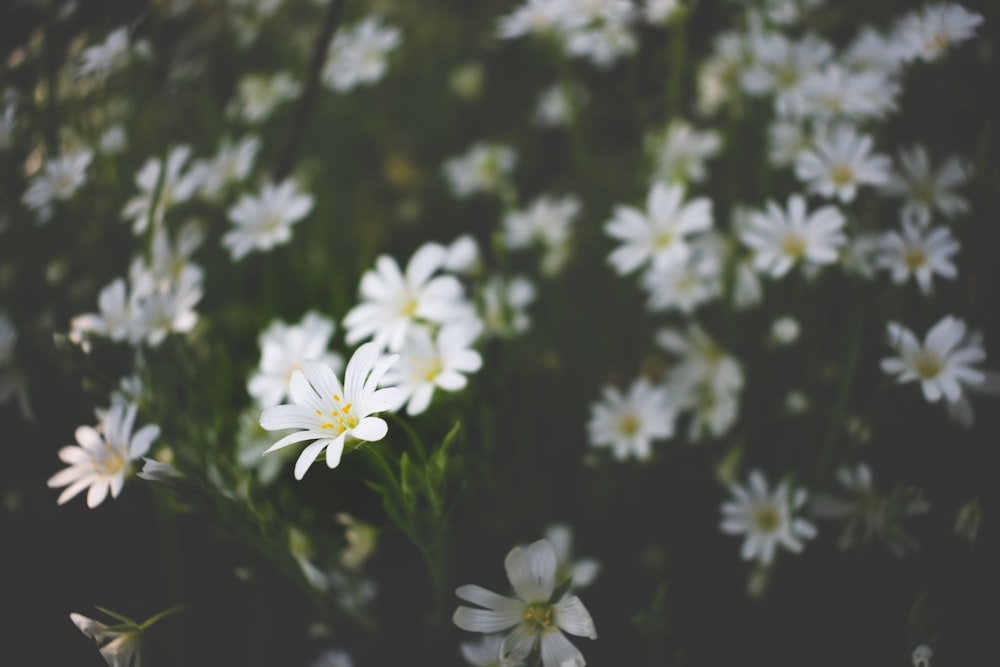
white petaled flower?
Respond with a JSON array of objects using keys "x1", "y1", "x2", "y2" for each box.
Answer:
[
  {"x1": 786, "y1": 64, "x2": 899, "y2": 122},
  {"x1": 195, "y1": 135, "x2": 261, "y2": 201},
  {"x1": 380, "y1": 320, "x2": 483, "y2": 416},
  {"x1": 77, "y1": 26, "x2": 130, "y2": 79},
  {"x1": 231, "y1": 72, "x2": 300, "y2": 124},
  {"x1": 646, "y1": 120, "x2": 721, "y2": 185},
  {"x1": 497, "y1": 0, "x2": 570, "y2": 39},
  {"x1": 444, "y1": 234, "x2": 483, "y2": 275},
  {"x1": 844, "y1": 26, "x2": 906, "y2": 74},
  {"x1": 696, "y1": 31, "x2": 750, "y2": 116},
  {"x1": 69, "y1": 277, "x2": 138, "y2": 346},
  {"x1": 70, "y1": 612, "x2": 142, "y2": 667},
  {"x1": 534, "y1": 84, "x2": 586, "y2": 128},
  {"x1": 122, "y1": 146, "x2": 198, "y2": 234},
  {"x1": 740, "y1": 194, "x2": 846, "y2": 278},
  {"x1": 562, "y1": 16, "x2": 638, "y2": 69},
  {"x1": 453, "y1": 539, "x2": 598, "y2": 667},
  {"x1": 741, "y1": 32, "x2": 832, "y2": 108},
  {"x1": 896, "y1": 3, "x2": 983, "y2": 63},
  {"x1": 248, "y1": 312, "x2": 344, "y2": 409},
  {"x1": 768, "y1": 119, "x2": 813, "y2": 169},
  {"x1": 795, "y1": 125, "x2": 890, "y2": 203},
  {"x1": 47, "y1": 403, "x2": 160, "y2": 508},
  {"x1": 912, "y1": 644, "x2": 934, "y2": 667},
  {"x1": 770, "y1": 316, "x2": 800, "y2": 345},
  {"x1": 259, "y1": 343, "x2": 402, "y2": 480},
  {"x1": 22, "y1": 149, "x2": 93, "y2": 219},
  {"x1": 311, "y1": 648, "x2": 354, "y2": 667},
  {"x1": 343, "y1": 242, "x2": 467, "y2": 352},
  {"x1": 129, "y1": 261, "x2": 203, "y2": 347},
  {"x1": 443, "y1": 143, "x2": 517, "y2": 198},
  {"x1": 876, "y1": 217, "x2": 959, "y2": 295},
  {"x1": 479, "y1": 275, "x2": 537, "y2": 338},
  {"x1": 587, "y1": 378, "x2": 677, "y2": 461},
  {"x1": 880, "y1": 316, "x2": 988, "y2": 404},
  {"x1": 224, "y1": 179, "x2": 314, "y2": 260},
  {"x1": 880, "y1": 146, "x2": 970, "y2": 225},
  {"x1": 545, "y1": 524, "x2": 600, "y2": 590},
  {"x1": 720, "y1": 470, "x2": 817, "y2": 565},
  {"x1": 641, "y1": 233, "x2": 724, "y2": 314},
  {"x1": 605, "y1": 181, "x2": 713, "y2": 275},
  {"x1": 502, "y1": 194, "x2": 579, "y2": 274},
  {"x1": 644, "y1": 0, "x2": 681, "y2": 25},
  {"x1": 323, "y1": 17, "x2": 401, "y2": 92}
]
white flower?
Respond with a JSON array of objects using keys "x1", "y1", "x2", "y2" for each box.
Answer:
[
  {"x1": 443, "y1": 143, "x2": 516, "y2": 198},
  {"x1": 767, "y1": 119, "x2": 813, "y2": 169},
  {"x1": 99, "y1": 124, "x2": 127, "y2": 154},
  {"x1": 259, "y1": 343, "x2": 402, "y2": 480},
  {"x1": 646, "y1": 120, "x2": 720, "y2": 185},
  {"x1": 453, "y1": 539, "x2": 597, "y2": 667},
  {"x1": 912, "y1": 644, "x2": 934, "y2": 667},
  {"x1": 563, "y1": 14, "x2": 637, "y2": 68},
  {"x1": 70, "y1": 612, "x2": 142, "y2": 667},
  {"x1": 343, "y1": 242, "x2": 468, "y2": 351},
  {"x1": 740, "y1": 194, "x2": 846, "y2": 278},
  {"x1": 224, "y1": 179, "x2": 314, "y2": 260},
  {"x1": 122, "y1": 146, "x2": 198, "y2": 234},
  {"x1": 876, "y1": 217, "x2": 959, "y2": 294},
  {"x1": 880, "y1": 146, "x2": 970, "y2": 225},
  {"x1": 194, "y1": 136, "x2": 261, "y2": 201},
  {"x1": 22, "y1": 148, "x2": 93, "y2": 219},
  {"x1": 47, "y1": 403, "x2": 160, "y2": 508},
  {"x1": 605, "y1": 181, "x2": 713, "y2": 275},
  {"x1": 696, "y1": 31, "x2": 750, "y2": 116},
  {"x1": 843, "y1": 26, "x2": 906, "y2": 74},
  {"x1": 323, "y1": 17, "x2": 401, "y2": 92},
  {"x1": 129, "y1": 262, "x2": 203, "y2": 347},
  {"x1": 444, "y1": 234, "x2": 483, "y2": 275},
  {"x1": 588, "y1": 378, "x2": 677, "y2": 460},
  {"x1": 641, "y1": 233, "x2": 724, "y2": 314},
  {"x1": 230, "y1": 72, "x2": 300, "y2": 124},
  {"x1": 534, "y1": 84, "x2": 585, "y2": 128},
  {"x1": 720, "y1": 470, "x2": 817, "y2": 565},
  {"x1": 644, "y1": 0, "x2": 681, "y2": 25},
  {"x1": 497, "y1": 0, "x2": 569, "y2": 39},
  {"x1": 503, "y1": 194, "x2": 579, "y2": 274},
  {"x1": 380, "y1": 320, "x2": 483, "y2": 416},
  {"x1": 69, "y1": 278, "x2": 138, "y2": 346},
  {"x1": 895, "y1": 3, "x2": 983, "y2": 63},
  {"x1": 880, "y1": 316, "x2": 989, "y2": 404},
  {"x1": 479, "y1": 275, "x2": 537, "y2": 338},
  {"x1": 795, "y1": 125, "x2": 890, "y2": 203},
  {"x1": 248, "y1": 312, "x2": 344, "y2": 409},
  {"x1": 311, "y1": 648, "x2": 354, "y2": 667},
  {"x1": 786, "y1": 64, "x2": 899, "y2": 121},
  {"x1": 461, "y1": 634, "x2": 513, "y2": 667},
  {"x1": 770, "y1": 316, "x2": 800, "y2": 345},
  {"x1": 545, "y1": 524, "x2": 600, "y2": 590},
  {"x1": 741, "y1": 32, "x2": 832, "y2": 110},
  {"x1": 77, "y1": 27, "x2": 130, "y2": 80}
]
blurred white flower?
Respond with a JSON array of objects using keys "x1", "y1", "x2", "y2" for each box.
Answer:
[
  {"x1": 259, "y1": 344, "x2": 402, "y2": 480},
  {"x1": 647, "y1": 120, "x2": 720, "y2": 185},
  {"x1": 230, "y1": 72, "x2": 300, "y2": 124},
  {"x1": 443, "y1": 143, "x2": 516, "y2": 198},
  {"x1": 876, "y1": 217, "x2": 959, "y2": 294},
  {"x1": 770, "y1": 316, "x2": 800, "y2": 345},
  {"x1": 478, "y1": 275, "x2": 537, "y2": 339},
  {"x1": 644, "y1": 0, "x2": 681, "y2": 25},
  {"x1": 460, "y1": 633, "x2": 514, "y2": 667},
  {"x1": 311, "y1": 648, "x2": 354, "y2": 667},
  {"x1": 22, "y1": 148, "x2": 93, "y2": 220},
  {"x1": 323, "y1": 17, "x2": 401, "y2": 92},
  {"x1": 193, "y1": 136, "x2": 261, "y2": 201},
  {"x1": 545, "y1": 523, "x2": 601, "y2": 590},
  {"x1": 912, "y1": 644, "x2": 933, "y2": 667},
  {"x1": 122, "y1": 146, "x2": 198, "y2": 234},
  {"x1": 720, "y1": 470, "x2": 817, "y2": 565},
  {"x1": 740, "y1": 194, "x2": 845, "y2": 278},
  {"x1": 880, "y1": 146, "x2": 970, "y2": 225},
  {"x1": 503, "y1": 194, "x2": 579, "y2": 275},
  {"x1": 453, "y1": 538, "x2": 597, "y2": 667},
  {"x1": 741, "y1": 32, "x2": 832, "y2": 111},
  {"x1": 895, "y1": 3, "x2": 983, "y2": 63},
  {"x1": 224, "y1": 179, "x2": 314, "y2": 260},
  {"x1": 47, "y1": 402, "x2": 159, "y2": 508},
  {"x1": 77, "y1": 26, "x2": 130, "y2": 80},
  {"x1": 588, "y1": 377, "x2": 677, "y2": 460},
  {"x1": 795, "y1": 125, "x2": 890, "y2": 203}
]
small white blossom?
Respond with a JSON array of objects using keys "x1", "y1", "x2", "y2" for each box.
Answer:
[
  {"x1": 224, "y1": 179, "x2": 314, "y2": 260},
  {"x1": 503, "y1": 194, "x2": 579, "y2": 275},
  {"x1": 740, "y1": 194, "x2": 846, "y2": 278},
  {"x1": 323, "y1": 17, "x2": 401, "y2": 92},
  {"x1": 644, "y1": 0, "x2": 681, "y2": 25},
  {"x1": 545, "y1": 524, "x2": 600, "y2": 590},
  {"x1": 478, "y1": 275, "x2": 537, "y2": 338},
  {"x1": 443, "y1": 143, "x2": 516, "y2": 199},
  {"x1": 795, "y1": 125, "x2": 890, "y2": 203},
  {"x1": 646, "y1": 120, "x2": 721, "y2": 185},
  {"x1": 895, "y1": 3, "x2": 983, "y2": 63},
  {"x1": 720, "y1": 470, "x2": 817, "y2": 565},
  {"x1": 230, "y1": 72, "x2": 300, "y2": 124},
  {"x1": 122, "y1": 146, "x2": 199, "y2": 234},
  {"x1": 70, "y1": 612, "x2": 142, "y2": 667},
  {"x1": 880, "y1": 146, "x2": 970, "y2": 224},
  {"x1": 193, "y1": 136, "x2": 261, "y2": 201},
  {"x1": 588, "y1": 377, "x2": 677, "y2": 460},
  {"x1": 22, "y1": 148, "x2": 93, "y2": 220},
  {"x1": 77, "y1": 27, "x2": 130, "y2": 80},
  {"x1": 876, "y1": 217, "x2": 959, "y2": 294}
]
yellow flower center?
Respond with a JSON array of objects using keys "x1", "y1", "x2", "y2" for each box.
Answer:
[
  {"x1": 752, "y1": 504, "x2": 781, "y2": 534},
  {"x1": 317, "y1": 396, "x2": 357, "y2": 434},
  {"x1": 617, "y1": 413, "x2": 641, "y2": 436},
  {"x1": 521, "y1": 603, "x2": 557, "y2": 635},
  {"x1": 781, "y1": 232, "x2": 807, "y2": 259},
  {"x1": 903, "y1": 246, "x2": 927, "y2": 271},
  {"x1": 914, "y1": 351, "x2": 943, "y2": 380},
  {"x1": 830, "y1": 164, "x2": 854, "y2": 186}
]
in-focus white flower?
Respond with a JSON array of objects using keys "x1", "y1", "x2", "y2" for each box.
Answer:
[
  {"x1": 380, "y1": 320, "x2": 483, "y2": 416},
  {"x1": 879, "y1": 146, "x2": 970, "y2": 225},
  {"x1": 323, "y1": 17, "x2": 401, "y2": 92},
  {"x1": 224, "y1": 179, "x2": 314, "y2": 260},
  {"x1": 70, "y1": 611, "x2": 142, "y2": 667},
  {"x1": 588, "y1": 377, "x2": 677, "y2": 460},
  {"x1": 443, "y1": 143, "x2": 516, "y2": 199},
  {"x1": 47, "y1": 403, "x2": 160, "y2": 508},
  {"x1": 259, "y1": 343, "x2": 402, "y2": 480},
  {"x1": 122, "y1": 146, "x2": 198, "y2": 234},
  {"x1": 646, "y1": 120, "x2": 720, "y2": 185},
  {"x1": 795, "y1": 125, "x2": 890, "y2": 203},
  {"x1": 230, "y1": 72, "x2": 300, "y2": 124},
  {"x1": 248, "y1": 312, "x2": 343, "y2": 409},
  {"x1": 895, "y1": 3, "x2": 983, "y2": 63},
  {"x1": 720, "y1": 470, "x2": 817, "y2": 565},
  {"x1": 876, "y1": 217, "x2": 959, "y2": 294},
  {"x1": 22, "y1": 148, "x2": 93, "y2": 220},
  {"x1": 605, "y1": 181, "x2": 713, "y2": 275},
  {"x1": 881, "y1": 316, "x2": 990, "y2": 404},
  {"x1": 344, "y1": 242, "x2": 468, "y2": 351},
  {"x1": 740, "y1": 194, "x2": 846, "y2": 278},
  {"x1": 545, "y1": 523, "x2": 600, "y2": 590},
  {"x1": 453, "y1": 539, "x2": 597, "y2": 667},
  {"x1": 77, "y1": 27, "x2": 130, "y2": 79}
]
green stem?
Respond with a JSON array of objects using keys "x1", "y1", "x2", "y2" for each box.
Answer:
[
  {"x1": 140, "y1": 604, "x2": 187, "y2": 630},
  {"x1": 386, "y1": 412, "x2": 427, "y2": 464}
]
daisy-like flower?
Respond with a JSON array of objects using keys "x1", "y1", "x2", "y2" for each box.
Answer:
[
  {"x1": 502, "y1": 194, "x2": 580, "y2": 275},
  {"x1": 453, "y1": 539, "x2": 598, "y2": 667},
  {"x1": 380, "y1": 319, "x2": 483, "y2": 416},
  {"x1": 768, "y1": 119, "x2": 813, "y2": 169},
  {"x1": 47, "y1": 403, "x2": 160, "y2": 508},
  {"x1": 895, "y1": 3, "x2": 984, "y2": 63},
  {"x1": 605, "y1": 181, "x2": 713, "y2": 275},
  {"x1": 22, "y1": 148, "x2": 93, "y2": 220},
  {"x1": 322, "y1": 17, "x2": 401, "y2": 92},
  {"x1": 258, "y1": 343, "x2": 402, "y2": 480},
  {"x1": 880, "y1": 146, "x2": 970, "y2": 225},
  {"x1": 588, "y1": 377, "x2": 677, "y2": 460},
  {"x1": 741, "y1": 33, "x2": 833, "y2": 107},
  {"x1": 343, "y1": 242, "x2": 467, "y2": 352},
  {"x1": 641, "y1": 232, "x2": 724, "y2": 314},
  {"x1": 720, "y1": 470, "x2": 817, "y2": 565},
  {"x1": 70, "y1": 611, "x2": 142, "y2": 667},
  {"x1": 230, "y1": 72, "x2": 300, "y2": 124},
  {"x1": 740, "y1": 194, "x2": 846, "y2": 278},
  {"x1": 193, "y1": 136, "x2": 261, "y2": 201},
  {"x1": 843, "y1": 26, "x2": 906, "y2": 74},
  {"x1": 795, "y1": 125, "x2": 890, "y2": 203},
  {"x1": 561, "y1": 2, "x2": 638, "y2": 68},
  {"x1": 223, "y1": 179, "x2": 314, "y2": 260},
  {"x1": 696, "y1": 31, "x2": 750, "y2": 117},
  {"x1": 478, "y1": 275, "x2": 537, "y2": 339},
  {"x1": 248, "y1": 312, "x2": 343, "y2": 408},
  {"x1": 646, "y1": 120, "x2": 721, "y2": 185},
  {"x1": 443, "y1": 143, "x2": 517, "y2": 199},
  {"x1": 876, "y1": 217, "x2": 959, "y2": 294},
  {"x1": 76, "y1": 26, "x2": 130, "y2": 80},
  {"x1": 881, "y1": 316, "x2": 989, "y2": 404},
  {"x1": 787, "y1": 64, "x2": 899, "y2": 122},
  {"x1": 122, "y1": 146, "x2": 198, "y2": 234},
  {"x1": 69, "y1": 278, "x2": 137, "y2": 346}
]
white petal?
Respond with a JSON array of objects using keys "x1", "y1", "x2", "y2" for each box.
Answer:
[
  {"x1": 506, "y1": 539, "x2": 557, "y2": 603},
  {"x1": 555, "y1": 596, "x2": 597, "y2": 639},
  {"x1": 541, "y1": 630, "x2": 586, "y2": 667},
  {"x1": 453, "y1": 607, "x2": 520, "y2": 633},
  {"x1": 351, "y1": 417, "x2": 388, "y2": 442},
  {"x1": 294, "y1": 439, "x2": 329, "y2": 480},
  {"x1": 455, "y1": 585, "x2": 524, "y2": 619}
]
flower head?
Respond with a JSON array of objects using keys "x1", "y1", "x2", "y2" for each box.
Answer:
[
  {"x1": 224, "y1": 179, "x2": 314, "y2": 260},
  {"x1": 740, "y1": 194, "x2": 845, "y2": 278},
  {"x1": 70, "y1": 612, "x2": 142, "y2": 667},
  {"x1": 588, "y1": 378, "x2": 677, "y2": 460},
  {"x1": 453, "y1": 539, "x2": 597, "y2": 667},
  {"x1": 720, "y1": 470, "x2": 817, "y2": 565},
  {"x1": 876, "y1": 217, "x2": 959, "y2": 294},
  {"x1": 323, "y1": 17, "x2": 401, "y2": 92},
  {"x1": 795, "y1": 125, "x2": 890, "y2": 203},
  {"x1": 259, "y1": 343, "x2": 402, "y2": 480}
]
